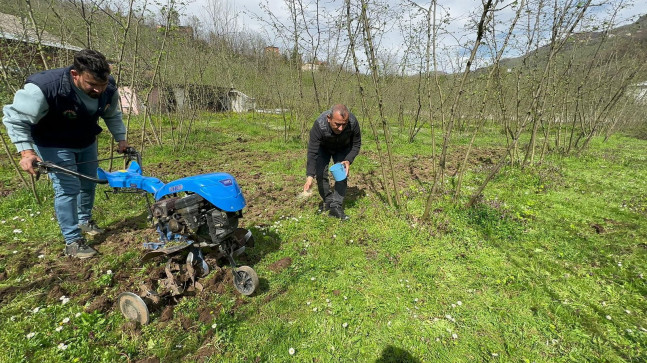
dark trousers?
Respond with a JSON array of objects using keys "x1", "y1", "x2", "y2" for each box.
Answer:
[{"x1": 315, "y1": 148, "x2": 349, "y2": 209}]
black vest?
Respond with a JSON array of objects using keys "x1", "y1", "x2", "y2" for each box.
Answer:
[{"x1": 26, "y1": 66, "x2": 117, "y2": 148}]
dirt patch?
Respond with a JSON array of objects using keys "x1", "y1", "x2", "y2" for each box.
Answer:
[
  {"x1": 591, "y1": 223, "x2": 605, "y2": 234},
  {"x1": 179, "y1": 316, "x2": 193, "y2": 330},
  {"x1": 267, "y1": 257, "x2": 292, "y2": 273},
  {"x1": 85, "y1": 295, "x2": 113, "y2": 313},
  {"x1": 135, "y1": 358, "x2": 159, "y2": 363},
  {"x1": 194, "y1": 344, "x2": 219, "y2": 362},
  {"x1": 159, "y1": 305, "x2": 175, "y2": 322},
  {"x1": 0, "y1": 272, "x2": 7, "y2": 281},
  {"x1": 47, "y1": 285, "x2": 67, "y2": 302},
  {"x1": 198, "y1": 307, "x2": 215, "y2": 324}
]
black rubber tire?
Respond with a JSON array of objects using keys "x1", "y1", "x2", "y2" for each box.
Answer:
[{"x1": 233, "y1": 265, "x2": 258, "y2": 296}]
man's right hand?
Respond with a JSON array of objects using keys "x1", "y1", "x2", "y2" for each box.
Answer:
[
  {"x1": 303, "y1": 176, "x2": 314, "y2": 192},
  {"x1": 19, "y1": 150, "x2": 41, "y2": 176}
]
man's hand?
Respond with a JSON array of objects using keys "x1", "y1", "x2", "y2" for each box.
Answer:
[
  {"x1": 19, "y1": 149, "x2": 41, "y2": 176},
  {"x1": 341, "y1": 160, "x2": 350, "y2": 177},
  {"x1": 117, "y1": 140, "x2": 129, "y2": 153},
  {"x1": 303, "y1": 176, "x2": 314, "y2": 192}
]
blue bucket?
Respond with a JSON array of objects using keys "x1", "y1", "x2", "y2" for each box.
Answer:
[{"x1": 329, "y1": 163, "x2": 347, "y2": 181}]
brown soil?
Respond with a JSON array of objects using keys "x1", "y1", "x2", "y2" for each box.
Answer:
[
  {"x1": 159, "y1": 305, "x2": 175, "y2": 322},
  {"x1": 267, "y1": 257, "x2": 292, "y2": 273},
  {"x1": 85, "y1": 295, "x2": 113, "y2": 313}
]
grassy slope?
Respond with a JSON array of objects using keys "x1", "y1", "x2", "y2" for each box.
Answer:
[{"x1": 0, "y1": 114, "x2": 645, "y2": 362}]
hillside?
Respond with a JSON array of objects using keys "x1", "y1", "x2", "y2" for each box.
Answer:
[{"x1": 494, "y1": 14, "x2": 647, "y2": 78}]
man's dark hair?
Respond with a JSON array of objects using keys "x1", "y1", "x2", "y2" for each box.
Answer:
[
  {"x1": 328, "y1": 104, "x2": 350, "y2": 120},
  {"x1": 73, "y1": 49, "x2": 111, "y2": 81}
]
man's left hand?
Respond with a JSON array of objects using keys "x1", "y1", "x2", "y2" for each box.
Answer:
[
  {"x1": 341, "y1": 160, "x2": 350, "y2": 177},
  {"x1": 117, "y1": 140, "x2": 129, "y2": 153}
]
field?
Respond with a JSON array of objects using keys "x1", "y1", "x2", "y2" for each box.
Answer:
[{"x1": 0, "y1": 113, "x2": 646, "y2": 362}]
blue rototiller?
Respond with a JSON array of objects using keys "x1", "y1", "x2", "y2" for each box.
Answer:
[{"x1": 36, "y1": 148, "x2": 258, "y2": 324}]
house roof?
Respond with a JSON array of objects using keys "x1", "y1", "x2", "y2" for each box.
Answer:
[{"x1": 0, "y1": 12, "x2": 82, "y2": 51}]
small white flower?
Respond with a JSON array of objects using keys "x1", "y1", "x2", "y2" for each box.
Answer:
[
  {"x1": 57, "y1": 343, "x2": 68, "y2": 350},
  {"x1": 13, "y1": 229, "x2": 22, "y2": 234},
  {"x1": 601, "y1": 301, "x2": 607, "y2": 306},
  {"x1": 51, "y1": 217, "x2": 55, "y2": 221},
  {"x1": 457, "y1": 301, "x2": 462, "y2": 306},
  {"x1": 55, "y1": 326, "x2": 63, "y2": 332},
  {"x1": 59, "y1": 295, "x2": 67, "y2": 301},
  {"x1": 10, "y1": 316, "x2": 15, "y2": 321},
  {"x1": 344, "y1": 296, "x2": 348, "y2": 300},
  {"x1": 62, "y1": 317, "x2": 70, "y2": 324},
  {"x1": 313, "y1": 307, "x2": 318, "y2": 312},
  {"x1": 310, "y1": 277, "x2": 316, "y2": 281},
  {"x1": 75, "y1": 313, "x2": 81, "y2": 318},
  {"x1": 452, "y1": 333, "x2": 458, "y2": 339},
  {"x1": 491, "y1": 353, "x2": 499, "y2": 357},
  {"x1": 332, "y1": 234, "x2": 336, "y2": 238},
  {"x1": 20, "y1": 219, "x2": 25, "y2": 222},
  {"x1": 30, "y1": 213, "x2": 34, "y2": 217},
  {"x1": 12, "y1": 250, "x2": 18, "y2": 254},
  {"x1": 38, "y1": 254, "x2": 45, "y2": 259},
  {"x1": 414, "y1": 298, "x2": 419, "y2": 303},
  {"x1": 12, "y1": 216, "x2": 19, "y2": 220},
  {"x1": 387, "y1": 321, "x2": 392, "y2": 326},
  {"x1": 342, "y1": 322, "x2": 348, "y2": 328},
  {"x1": 625, "y1": 310, "x2": 631, "y2": 314},
  {"x1": 106, "y1": 270, "x2": 113, "y2": 275},
  {"x1": 36, "y1": 212, "x2": 40, "y2": 215},
  {"x1": 436, "y1": 338, "x2": 440, "y2": 342},
  {"x1": 627, "y1": 329, "x2": 633, "y2": 333},
  {"x1": 350, "y1": 239, "x2": 353, "y2": 243},
  {"x1": 606, "y1": 315, "x2": 612, "y2": 320},
  {"x1": 175, "y1": 344, "x2": 183, "y2": 348},
  {"x1": 211, "y1": 323, "x2": 217, "y2": 329},
  {"x1": 1, "y1": 220, "x2": 5, "y2": 224},
  {"x1": 32, "y1": 307, "x2": 40, "y2": 313},
  {"x1": 451, "y1": 304, "x2": 456, "y2": 308},
  {"x1": 306, "y1": 301, "x2": 311, "y2": 306},
  {"x1": 26, "y1": 332, "x2": 35, "y2": 339},
  {"x1": 618, "y1": 262, "x2": 622, "y2": 267},
  {"x1": 289, "y1": 347, "x2": 295, "y2": 355},
  {"x1": 326, "y1": 299, "x2": 330, "y2": 303}
]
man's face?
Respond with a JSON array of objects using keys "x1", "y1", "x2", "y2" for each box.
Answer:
[
  {"x1": 327, "y1": 111, "x2": 349, "y2": 134},
  {"x1": 71, "y1": 69, "x2": 108, "y2": 99}
]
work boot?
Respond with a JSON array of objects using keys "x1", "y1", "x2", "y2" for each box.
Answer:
[
  {"x1": 317, "y1": 200, "x2": 331, "y2": 214},
  {"x1": 328, "y1": 207, "x2": 350, "y2": 221},
  {"x1": 64, "y1": 239, "x2": 98, "y2": 259},
  {"x1": 79, "y1": 220, "x2": 104, "y2": 236}
]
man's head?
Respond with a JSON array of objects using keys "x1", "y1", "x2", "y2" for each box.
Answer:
[
  {"x1": 70, "y1": 49, "x2": 111, "y2": 99},
  {"x1": 326, "y1": 104, "x2": 350, "y2": 134}
]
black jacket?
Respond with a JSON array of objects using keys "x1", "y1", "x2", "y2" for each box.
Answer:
[{"x1": 306, "y1": 110, "x2": 361, "y2": 177}]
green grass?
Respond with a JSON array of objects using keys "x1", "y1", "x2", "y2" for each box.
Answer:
[{"x1": 0, "y1": 114, "x2": 645, "y2": 362}]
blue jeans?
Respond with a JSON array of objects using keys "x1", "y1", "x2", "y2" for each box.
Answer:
[{"x1": 35, "y1": 142, "x2": 98, "y2": 244}]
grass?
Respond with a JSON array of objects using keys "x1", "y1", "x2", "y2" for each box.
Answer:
[{"x1": 0, "y1": 113, "x2": 645, "y2": 362}]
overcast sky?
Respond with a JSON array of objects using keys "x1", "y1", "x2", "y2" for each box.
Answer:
[{"x1": 180, "y1": 0, "x2": 647, "y2": 71}]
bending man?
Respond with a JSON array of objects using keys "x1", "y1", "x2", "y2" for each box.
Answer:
[{"x1": 303, "y1": 104, "x2": 361, "y2": 221}]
